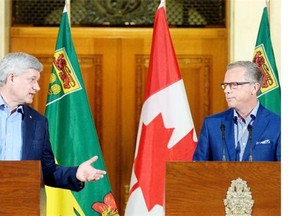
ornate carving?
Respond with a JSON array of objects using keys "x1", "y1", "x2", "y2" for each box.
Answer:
[
  {"x1": 224, "y1": 178, "x2": 254, "y2": 216},
  {"x1": 13, "y1": 0, "x2": 225, "y2": 27}
]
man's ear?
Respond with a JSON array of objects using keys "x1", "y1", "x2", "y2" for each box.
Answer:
[
  {"x1": 252, "y1": 82, "x2": 261, "y2": 95},
  {"x1": 7, "y1": 73, "x2": 14, "y2": 83}
]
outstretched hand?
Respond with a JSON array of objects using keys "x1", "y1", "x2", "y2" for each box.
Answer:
[{"x1": 76, "y1": 155, "x2": 106, "y2": 182}]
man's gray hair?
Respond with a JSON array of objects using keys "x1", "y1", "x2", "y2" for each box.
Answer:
[
  {"x1": 0, "y1": 52, "x2": 43, "y2": 86},
  {"x1": 227, "y1": 60, "x2": 263, "y2": 87}
]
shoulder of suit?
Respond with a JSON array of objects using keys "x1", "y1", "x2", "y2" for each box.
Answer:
[
  {"x1": 205, "y1": 108, "x2": 233, "y2": 120},
  {"x1": 23, "y1": 105, "x2": 46, "y2": 120},
  {"x1": 258, "y1": 104, "x2": 280, "y2": 120}
]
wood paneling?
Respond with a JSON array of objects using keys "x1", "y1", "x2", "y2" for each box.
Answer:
[{"x1": 11, "y1": 27, "x2": 228, "y2": 214}]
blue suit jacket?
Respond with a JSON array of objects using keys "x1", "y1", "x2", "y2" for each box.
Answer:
[
  {"x1": 193, "y1": 104, "x2": 281, "y2": 161},
  {"x1": 21, "y1": 105, "x2": 83, "y2": 191}
]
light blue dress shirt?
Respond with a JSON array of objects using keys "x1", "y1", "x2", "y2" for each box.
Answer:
[
  {"x1": 0, "y1": 97, "x2": 23, "y2": 160},
  {"x1": 233, "y1": 102, "x2": 259, "y2": 161}
]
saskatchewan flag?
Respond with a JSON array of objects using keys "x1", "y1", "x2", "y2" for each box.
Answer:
[
  {"x1": 45, "y1": 5, "x2": 119, "y2": 216},
  {"x1": 253, "y1": 6, "x2": 281, "y2": 115}
]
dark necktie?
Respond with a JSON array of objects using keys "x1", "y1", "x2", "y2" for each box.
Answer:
[{"x1": 235, "y1": 141, "x2": 241, "y2": 161}]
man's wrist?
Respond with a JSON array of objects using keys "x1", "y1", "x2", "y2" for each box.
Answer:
[{"x1": 77, "y1": 180, "x2": 84, "y2": 189}]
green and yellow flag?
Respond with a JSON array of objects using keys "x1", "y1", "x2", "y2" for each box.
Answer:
[
  {"x1": 253, "y1": 6, "x2": 281, "y2": 115},
  {"x1": 45, "y1": 5, "x2": 119, "y2": 216}
]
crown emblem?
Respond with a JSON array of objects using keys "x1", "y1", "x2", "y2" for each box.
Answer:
[{"x1": 224, "y1": 178, "x2": 254, "y2": 216}]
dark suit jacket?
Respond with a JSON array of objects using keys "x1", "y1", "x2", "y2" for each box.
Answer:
[
  {"x1": 193, "y1": 104, "x2": 281, "y2": 161},
  {"x1": 21, "y1": 105, "x2": 83, "y2": 191}
]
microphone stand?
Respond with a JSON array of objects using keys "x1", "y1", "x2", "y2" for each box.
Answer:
[
  {"x1": 248, "y1": 124, "x2": 253, "y2": 162},
  {"x1": 220, "y1": 124, "x2": 226, "y2": 161}
]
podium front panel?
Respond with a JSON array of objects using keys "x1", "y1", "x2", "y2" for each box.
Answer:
[
  {"x1": 0, "y1": 161, "x2": 41, "y2": 216},
  {"x1": 165, "y1": 162, "x2": 280, "y2": 216}
]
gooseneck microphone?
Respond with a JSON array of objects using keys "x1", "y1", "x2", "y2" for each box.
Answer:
[
  {"x1": 248, "y1": 124, "x2": 253, "y2": 162},
  {"x1": 220, "y1": 124, "x2": 226, "y2": 161}
]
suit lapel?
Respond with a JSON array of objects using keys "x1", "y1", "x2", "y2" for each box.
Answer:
[
  {"x1": 242, "y1": 105, "x2": 269, "y2": 161},
  {"x1": 21, "y1": 106, "x2": 35, "y2": 160},
  {"x1": 223, "y1": 109, "x2": 236, "y2": 161}
]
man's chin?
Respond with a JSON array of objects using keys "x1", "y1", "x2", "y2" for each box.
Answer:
[
  {"x1": 227, "y1": 103, "x2": 235, "y2": 109},
  {"x1": 25, "y1": 99, "x2": 33, "y2": 104}
]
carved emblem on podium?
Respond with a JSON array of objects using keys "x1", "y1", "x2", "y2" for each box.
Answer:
[{"x1": 224, "y1": 178, "x2": 254, "y2": 216}]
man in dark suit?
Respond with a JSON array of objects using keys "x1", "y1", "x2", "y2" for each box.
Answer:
[
  {"x1": 193, "y1": 61, "x2": 280, "y2": 161},
  {"x1": 0, "y1": 52, "x2": 106, "y2": 191}
]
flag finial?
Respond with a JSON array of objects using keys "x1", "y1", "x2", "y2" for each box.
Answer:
[
  {"x1": 158, "y1": 0, "x2": 166, "y2": 9},
  {"x1": 65, "y1": 0, "x2": 71, "y2": 26}
]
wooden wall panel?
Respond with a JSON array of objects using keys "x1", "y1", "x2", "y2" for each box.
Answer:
[
  {"x1": 10, "y1": 27, "x2": 228, "y2": 215},
  {"x1": 179, "y1": 56, "x2": 211, "y2": 134},
  {"x1": 79, "y1": 55, "x2": 103, "y2": 142}
]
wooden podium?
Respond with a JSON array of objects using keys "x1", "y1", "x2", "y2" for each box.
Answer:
[
  {"x1": 0, "y1": 161, "x2": 41, "y2": 216},
  {"x1": 165, "y1": 162, "x2": 280, "y2": 216}
]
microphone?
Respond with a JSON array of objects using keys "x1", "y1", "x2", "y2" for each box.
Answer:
[
  {"x1": 248, "y1": 124, "x2": 253, "y2": 161},
  {"x1": 220, "y1": 124, "x2": 226, "y2": 161}
]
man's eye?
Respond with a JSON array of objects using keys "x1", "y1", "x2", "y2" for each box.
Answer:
[{"x1": 28, "y1": 78, "x2": 36, "y2": 83}]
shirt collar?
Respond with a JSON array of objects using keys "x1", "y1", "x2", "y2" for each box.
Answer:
[
  {"x1": 0, "y1": 96, "x2": 5, "y2": 109},
  {"x1": 233, "y1": 101, "x2": 259, "y2": 124},
  {"x1": 0, "y1": 96, "x2": 25, "y2": 116},
  {"x1": 16, "y1": 105, "x2": 24, "y2": 115},
  {"x1": 0, "y1": 97, "x2": 7, "y2": 111}
]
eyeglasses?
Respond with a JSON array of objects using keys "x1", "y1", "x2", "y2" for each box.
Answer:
[{"x1": 221, "y1": 82, "x2": 252, "y2": 90}]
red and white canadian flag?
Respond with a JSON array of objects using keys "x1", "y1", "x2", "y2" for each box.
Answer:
[{"x1": 124, "y1": 1, "x2": 197, "y2": 215}]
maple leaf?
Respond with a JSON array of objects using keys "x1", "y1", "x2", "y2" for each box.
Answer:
[{"x1": 130, "y1": 113, "x2": 196, "y2": 211}]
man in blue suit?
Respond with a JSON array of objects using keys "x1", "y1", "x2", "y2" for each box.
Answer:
[
  {"x1": 193, "y1": 61, "x2": 280, "y2": 161},
  {"x1": 0, "y1": 52, "x2": 106, "y2": 191}
]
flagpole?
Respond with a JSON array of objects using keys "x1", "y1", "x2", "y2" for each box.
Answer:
[
  {"x1": 266, "y1": 0, "x2": 270, "y2": 20},
  {"x1": 65, "y1": 0, "x2": 71, "y2": 26},
  {"x1": 159, "y1": 0, "x2": 166, "y2": 9}
]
